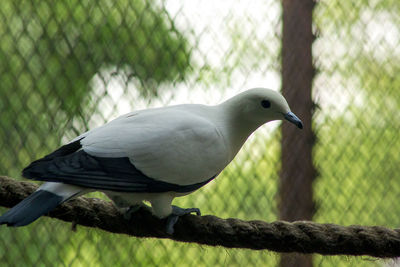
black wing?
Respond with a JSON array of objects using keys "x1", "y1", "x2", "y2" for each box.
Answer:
[{"x1": 22, "y1": 139, "x2": 215, "y2": 193}]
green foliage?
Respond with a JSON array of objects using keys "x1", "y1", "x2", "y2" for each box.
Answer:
[
  {"x1": 313, "y1": 0, "x2": 400, "y2": 265},
  {"x1": 316, "y1": 0, "x2": 400, "y2": 32},
  {"x1": 314, "y1": 111, "x2": 400, "y2": 225},
  {"x1": 313, "y1": 109, "x2": 400, "y2": 266},
  {"x1": 0, "y1": 0, "x2": 191, "y2": 177}
]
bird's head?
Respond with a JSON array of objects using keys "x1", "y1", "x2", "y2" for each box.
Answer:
[{"x1": 224, "y1": 88, "x2": 303, "y2": 129}]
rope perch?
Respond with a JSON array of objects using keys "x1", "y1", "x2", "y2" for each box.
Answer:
[{"x1": 0, "y1": 176, "x2": 399, "y2": 258}]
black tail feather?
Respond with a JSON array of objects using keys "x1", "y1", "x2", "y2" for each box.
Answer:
[{"x1": 0, "y1": 190, "x2": 63, "y2": 226}]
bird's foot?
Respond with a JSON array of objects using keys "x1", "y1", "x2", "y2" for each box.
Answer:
[{"x1": 166, "y1": 205, "x2": 201, "y2": 235}]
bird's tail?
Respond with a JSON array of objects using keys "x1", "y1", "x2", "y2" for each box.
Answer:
[
  {"x1": 0, "y1": 190, "x2": 63, "y2": 226},
  {"x1": 0, "y1": 183, "x2": 84, "y2": 227}
]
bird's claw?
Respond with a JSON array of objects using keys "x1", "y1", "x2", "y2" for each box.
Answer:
[
  {"x1": 172, "y1": 205, "x2": 201, "y2": 216},
  {"x1": 166, "y1": 205, "x2": 201, "y2": 235}
]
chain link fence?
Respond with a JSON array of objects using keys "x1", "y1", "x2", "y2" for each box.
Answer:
[{"x1": 0, "y1": 0, "x2": 399, "y2": 266}]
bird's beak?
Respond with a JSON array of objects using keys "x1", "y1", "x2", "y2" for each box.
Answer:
[{"x1": 284, "y1": 112, "x2": 303, "y2": 129}]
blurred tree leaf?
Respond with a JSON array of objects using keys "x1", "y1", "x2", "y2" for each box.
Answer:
[{"x1": 0, "y1": 0, "x2": 191, "y2": 176}]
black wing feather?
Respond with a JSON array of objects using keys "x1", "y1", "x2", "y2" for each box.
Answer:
[{"x1": 23, "y1": 139, "x2": 215, "y2": 193}]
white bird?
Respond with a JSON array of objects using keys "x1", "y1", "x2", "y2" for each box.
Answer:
[{"x1": 0, "y1": 88, "x2": 302, "y2": 234}]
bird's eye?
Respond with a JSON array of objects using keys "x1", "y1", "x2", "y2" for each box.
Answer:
[{"x1": 261, "y1": 100, "x2": 271, "y2": 108}]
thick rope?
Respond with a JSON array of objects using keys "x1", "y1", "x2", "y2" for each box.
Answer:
[{"x1": 0, "y1": 176, "x2": 399, "y2": 258}]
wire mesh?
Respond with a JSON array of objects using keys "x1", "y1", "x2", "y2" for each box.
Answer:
[{"x1": 0, "y1": 0, "x2": 399, "y2": 266}]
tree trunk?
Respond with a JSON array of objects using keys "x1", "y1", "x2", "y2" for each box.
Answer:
[{"x1": 280, "y1": 0, "x2": 316, "y2": 266}]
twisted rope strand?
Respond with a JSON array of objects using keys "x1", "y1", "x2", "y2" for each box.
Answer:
[{"x1": 0, "y1": 176, "x2": 399, "y2": 258}]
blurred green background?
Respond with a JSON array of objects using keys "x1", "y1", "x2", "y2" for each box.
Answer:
[{"x1": 0, "y1": 0, "x2": 399, "y2": 266}]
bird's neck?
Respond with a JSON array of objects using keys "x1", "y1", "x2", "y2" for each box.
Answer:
[{"x1": 212, "y1": 101, "x2": 263, "y2": 161}]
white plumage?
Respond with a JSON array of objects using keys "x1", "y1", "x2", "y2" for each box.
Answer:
[
  {"x1": 81, "y1": 106, "x2": 229, "y2": 185},
  {"x1": 0, "y1": 88, "x2": 302, "y2": 234}
]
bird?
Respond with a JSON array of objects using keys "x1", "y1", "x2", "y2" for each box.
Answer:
[{"x1": 0, "y1": 88, "x2": 302, "y2": 234}]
